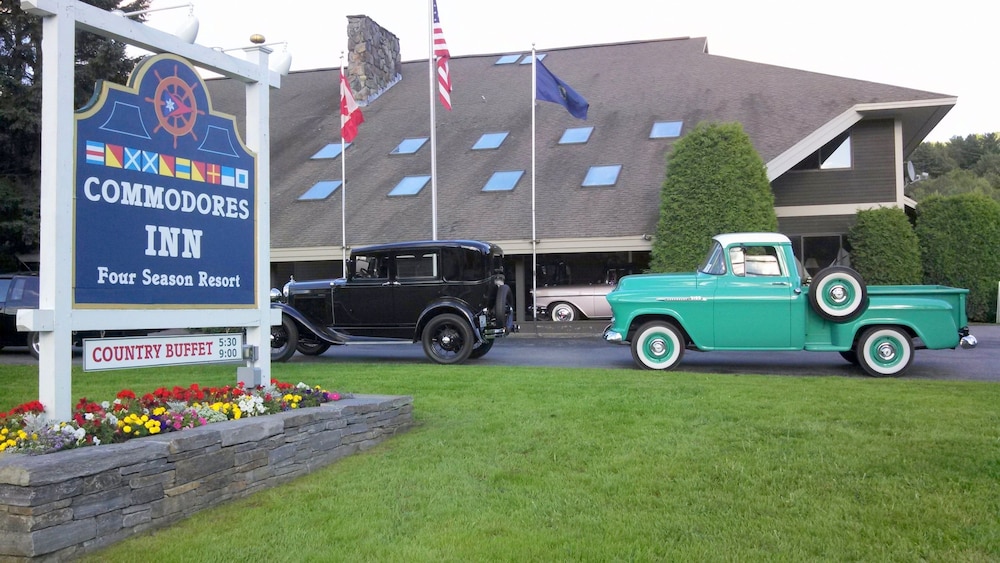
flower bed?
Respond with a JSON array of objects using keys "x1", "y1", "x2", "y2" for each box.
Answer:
[
  {"x1": 0, "y1": 386, "x2": 413, "y2": 560},
  {"x1": 1, "y1": 380, "x2": 340, "y2": 454}
]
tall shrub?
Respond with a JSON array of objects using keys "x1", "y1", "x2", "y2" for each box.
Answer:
[
  {"x1": 650, "y1": 122, "x2": 777, "y2": 272},
  {"x1": 915, "y1": 193, "x2": 1000, "y2": 322},
  {"x1": 847, "y1": 207, "x2": 922, "y2": 285}
]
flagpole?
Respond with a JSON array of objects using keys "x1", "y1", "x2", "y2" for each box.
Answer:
[
  {"x1": 340, "y1": 54, "x2": 348, "y2": 278},
  {"x1": 531, "y1": 44, "x2": 538, "y2": 325},
  {"x1": 428, "y1": 0, "x2": 439, "y2": 240}
]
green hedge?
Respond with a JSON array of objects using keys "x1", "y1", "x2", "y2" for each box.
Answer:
[
  {"x1": 915, "y1": 193, "x2": 1000, "y2": 322},
  {"x1": 847, "y1": 207, "x2": 922, "y2": 285},
  {"x1": 651, "y1": 122, "x2": 777, "y2": 272}
]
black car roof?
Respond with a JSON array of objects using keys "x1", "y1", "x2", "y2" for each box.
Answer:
[{"x1": 351, "y1": 240, "x2": 500, "y2": 256}]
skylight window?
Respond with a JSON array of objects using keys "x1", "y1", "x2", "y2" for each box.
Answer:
[
  {"x1": 582, "y1": 165, "x2": 622, "y2": 187},
  {"x1": 559, "y1": 126, "x2": 594, "y2": 144},
  {"x1": 650, "y1": 121, "x2": 683, "y2": 139},
  {"x1": 310, "y1": 143, "x2": 350, "y2": 159},
  {"x1": 390, "y1": 137, "x2": 429, "y2": 155},
  {"x1": 472, "y1": 132, "x2": 509, "y2": 150},
  {"x1": 389, "y1": 175, "x2": 431, "y2": 196},
  {"x1": 519, "y1": 53, "x2": 546, "y2": 64},
  {"x1": 483, "y1": 170, "x2": 524, "y2": 192},
  {"x1": 495, "y1": 54, "x2": 522, "y2": 65},
  {"x1": 298, "y1": 181, "x2": 341, "y2": 201}
]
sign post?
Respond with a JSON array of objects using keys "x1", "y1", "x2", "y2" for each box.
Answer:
[{"x1": 17, "y1": 0, "x2": 282, "y2": 420}]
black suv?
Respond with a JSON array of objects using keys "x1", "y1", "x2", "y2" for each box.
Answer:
[
  {"x1": 270, "y1": 240, "x2": 516, "y2": 364},
  {"x1": 0, "y1": 273, "x2": 41, "y2": 357},
  {"x1": 1, "y1": 273, "x2": 154, "y2": 358}
]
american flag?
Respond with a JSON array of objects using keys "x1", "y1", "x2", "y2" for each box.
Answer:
[{"x1": 433, "y1": 0, "x2": 452, "y2": 110}]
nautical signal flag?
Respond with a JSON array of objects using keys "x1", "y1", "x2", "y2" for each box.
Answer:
[
  {"x1": 433, "y1": 0, "x2": 452, "y2": 110},
  {"x1": 340, "y1": 71, "x2": 364, "y2": 143},
  {"x1": 535, "y1": 59, "x2": 589, "y2": 120}
]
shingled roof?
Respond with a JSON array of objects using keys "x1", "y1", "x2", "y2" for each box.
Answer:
[{"x1": 204, "y1": 36, "x2": 954, "y2": 258}]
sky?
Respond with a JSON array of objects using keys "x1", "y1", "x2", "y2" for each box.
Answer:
[{"x1": 137, "y1": 0, "x2": 999, "y2": 143}]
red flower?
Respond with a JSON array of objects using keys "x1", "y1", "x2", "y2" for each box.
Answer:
[{"x1": 117, "y1": 389, "x2": 137, "y2": 400}]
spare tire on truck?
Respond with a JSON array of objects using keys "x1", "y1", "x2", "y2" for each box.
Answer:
[{"x1": 808, "y1": 266, "x2": 868, "y2": 323}]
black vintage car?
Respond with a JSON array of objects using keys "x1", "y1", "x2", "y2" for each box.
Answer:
[{"x1": 270, "y1": 240, "x2": 516, "y2": 364}]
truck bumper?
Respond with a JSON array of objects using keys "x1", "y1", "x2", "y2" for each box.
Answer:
[{"x1": 603, "y1": 324, "x2": 624, "y2": 344}]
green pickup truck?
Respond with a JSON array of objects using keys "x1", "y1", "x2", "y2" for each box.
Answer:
[{"x1": 603, "y1": 233, "x2": 977, "y2": 377}]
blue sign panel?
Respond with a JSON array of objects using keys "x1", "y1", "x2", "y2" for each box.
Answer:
[{"x1": 74, "y1": 54, "x2": 256, "y2": 307}]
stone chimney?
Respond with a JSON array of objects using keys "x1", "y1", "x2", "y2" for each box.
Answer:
[{"x1": 346, "y1": 15, "x2": 403, "y2": 105}]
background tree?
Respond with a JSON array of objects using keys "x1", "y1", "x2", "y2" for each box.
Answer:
[
  {"x1": 650, "y1": 122, "x2": 778, "y2": 272},
  {"x1": 847, "y1": 207, "x2": 922, "y2": 285},
  {"x1": 907, "y1": 169, "x2": 997, "y2": 202},
  {"x1": 915, "y1": 192, "x2": 1000, "y2": 322},
  {"x1": 0, "y1": 0, "x2": 147, "y2": 270}
]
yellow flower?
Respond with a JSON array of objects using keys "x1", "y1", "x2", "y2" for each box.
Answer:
[
  {"x1": 123, "y1": 425, "x2": 132, "y2": 433},
  {"x1": 153, "y1": 406, "x2": 166, "y2": 416}
]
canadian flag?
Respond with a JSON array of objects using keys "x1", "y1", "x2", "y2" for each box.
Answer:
[{"x1": 340, "y1": 71, "x2": 364, "y2": 143}]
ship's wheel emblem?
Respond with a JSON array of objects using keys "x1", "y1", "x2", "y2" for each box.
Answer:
[{"x1": 146, "y1": 65, "x2": 205, "y2": 148}]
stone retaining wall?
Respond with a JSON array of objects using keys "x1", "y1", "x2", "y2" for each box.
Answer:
[{"x1": 0, "y1": 394, "x2": 413, "y2": 561}]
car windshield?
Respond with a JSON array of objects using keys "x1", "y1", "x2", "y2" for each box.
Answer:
[{"x1": 699, "y1": 242, "x2": 726, "y2": 275}]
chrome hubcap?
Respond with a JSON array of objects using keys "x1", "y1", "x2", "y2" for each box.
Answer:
[
  {"x1": 828, "y1": 284, "x2": 848, "y2": 304},
  {"x1": 649, "y1": 338, "x2": 667, "y2": 357},
  {"x1": 876, "y1": 341, "x2": 896, "y2": 362}
]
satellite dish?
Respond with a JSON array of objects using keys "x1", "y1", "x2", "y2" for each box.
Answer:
[{"x1": 906, "y1": 161, "x2": 916, "y2": 183}]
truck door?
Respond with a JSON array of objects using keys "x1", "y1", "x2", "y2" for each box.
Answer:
[{"x1": 713, "y1": 245, "x2": 795, "y2": 349}]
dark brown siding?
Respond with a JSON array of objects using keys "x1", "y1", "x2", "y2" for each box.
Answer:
[
  {"x1": 778, "y1": 215, "x2": 856, "y2": 236},
  {"x1": 772, "y1": 120, "x2": 896, "y2": 207}
]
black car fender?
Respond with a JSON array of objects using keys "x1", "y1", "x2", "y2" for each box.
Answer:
[
  {"x1": 270, "y1": 302, "x2": 349, "y2": 345},
  {"x1": 414, "y1": 299, "x2": 483, "y2": 344}
]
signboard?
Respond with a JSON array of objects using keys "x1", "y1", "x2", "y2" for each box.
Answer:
[
  {"x1": 74, "y1": 53, "x2": 256, "y2": 307},
  {"x1": 83, "y1": 332, "x2": 245, "y2": 371}
]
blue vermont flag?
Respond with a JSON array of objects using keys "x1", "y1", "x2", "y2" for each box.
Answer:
[{"x1": 535, "y1": 59, "x2": 589, "y2": 120}]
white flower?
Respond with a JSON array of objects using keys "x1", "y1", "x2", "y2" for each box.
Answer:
[
  {"x1": 101, "y1": 401, "x2": 110, "y2": 409},
  {"x1": 92, "y1": 437, "x2": 101, "y2": 446},
  {"x1": 84, "y1": 413, "x2": 95, "y2": 421}
]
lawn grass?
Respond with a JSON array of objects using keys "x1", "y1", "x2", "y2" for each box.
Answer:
[{"x1": 3, "y1": 363, "x2": 999, "y2": 560}]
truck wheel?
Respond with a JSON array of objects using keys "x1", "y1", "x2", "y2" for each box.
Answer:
[
  {"x1": 270, "y1": 315, "x2": 299, "y2": 362},
  {"x1": 422, "y1": 313, "x2": 474, "y2": 364},
  {"x1": 469, "y1": 339, "x2": 494, "y2": 359},
  {"x1": 809, "y1": 266, "x2": 868, "y2": 323},
  {"x1": 631, "y1": 321, "x2": 684, "y2": 370},
  {"x1": 550, "y1": 302, "x2": 577, "y2": 322},
  {"x1": 856, "y1": 326, "x2": 913, "y2": 377},
  {"x1": 28, "y1": 332, "x2": 40, "y2": 360},
  {"x1": 296, "y1": 338, "x2": 330, "y2": 356}
]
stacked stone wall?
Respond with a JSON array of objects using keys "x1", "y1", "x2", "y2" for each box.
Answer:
[{"x1": 0, "y1": 394, "x2": 412, "y2": 561}]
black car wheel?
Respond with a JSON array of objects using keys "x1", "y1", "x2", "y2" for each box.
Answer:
[
  {"x1": 271, "y1": 315, "x2": 299, "y2": 362},
  {"x1": 28, "y1": 331, "x2": 40, "y2": 360},
  {"x1": 469, "y1": 339, "x2": 494, "y2": 359},
  {"x1": 495, "y1": 284, "x2": 514, "y2": 332},
  {"x1": 296, "y1": 338, "x2": 331, "y2": 356},
  {"x1": 422, "y1": 313, "x2": 474, "y2": 364}
]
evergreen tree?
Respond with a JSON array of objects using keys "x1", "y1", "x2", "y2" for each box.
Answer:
[
  {"x1": 847, "y1": 207, "x2": 922, "y2": 285},
  {"x1": 0, "y1": 0, "x2": 148, "y2": 269},
  {"x1": 650, "y1": 122, "x2": 778, "y2": 272}
]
